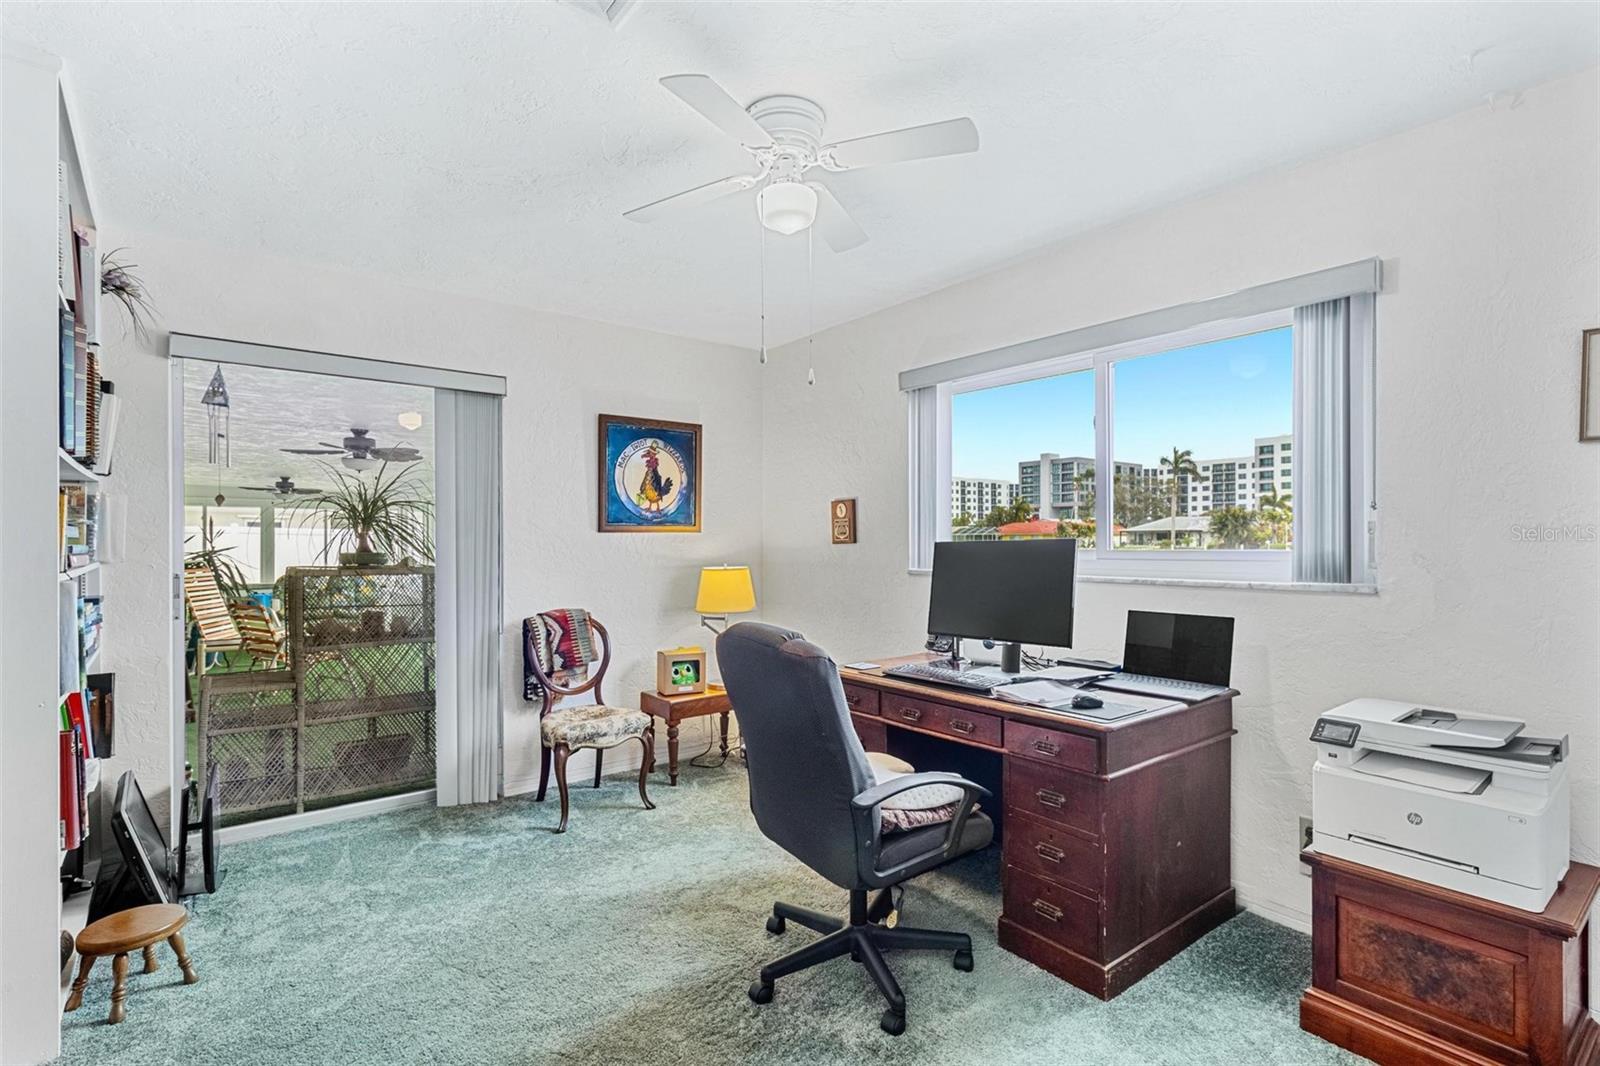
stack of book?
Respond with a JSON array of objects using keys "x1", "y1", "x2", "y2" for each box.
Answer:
[
  {"x1": 58, "y1": 485, "x2": 97, "y2": 573},
  {"x1": 58, "y1": 692, "x2": 95, "y2": 853}
]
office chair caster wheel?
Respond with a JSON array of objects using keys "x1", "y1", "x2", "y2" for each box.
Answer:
[
  {"x1": 880, "y1": 1009, "x2": 906, "y2": 1036},
  {"x1": 766, "y1": 915, "x2": 785, "y2": 935},
  {"x1": 748, "y1": 980, "x2": 774, "y2": 1005},
  {"x1": 953, "y1": 948, "x2": 974, "y2": 972}
]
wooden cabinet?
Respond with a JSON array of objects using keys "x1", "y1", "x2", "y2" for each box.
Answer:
[
  {"x1": 1300, "y1": 852, "x2": 1600, "y2": 1066},
  {"x1": 842, "y1": 659, "x2": 1236, "y2": 1000}
]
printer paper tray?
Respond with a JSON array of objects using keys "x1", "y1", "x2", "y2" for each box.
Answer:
[
  {"x1": 1350, "y1": 750, "x2": 1490, "y2": 794},
  {"x1": 1347, "y1": 834, "x2": 1480, "y2": 875}
]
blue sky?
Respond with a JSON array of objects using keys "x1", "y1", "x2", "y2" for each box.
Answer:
[{"x1": 951, "y1": 327, "x2": 1292, "y2": 480}]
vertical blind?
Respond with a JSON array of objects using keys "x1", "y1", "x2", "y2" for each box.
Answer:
[
  {"x1": 434, "y1": 389, "x2": 504, "y2": 806},
  {"x1": 1292, "y1": 299, "x2": 1351, "y2": 583},
  {"x1": 907, "y1": 387, "x2": 938, "y2": 571}
]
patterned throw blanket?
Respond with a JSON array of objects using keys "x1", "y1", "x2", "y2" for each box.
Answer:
[{"x1": 522, "y1": 608, "x2": 598, "y2": 704}]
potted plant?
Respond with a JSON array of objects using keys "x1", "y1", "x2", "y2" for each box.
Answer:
[{"x1": 292, "y1": 461, "x2": 434, "y2": 567}]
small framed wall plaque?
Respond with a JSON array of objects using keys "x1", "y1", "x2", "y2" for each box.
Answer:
[
  {"x1": 1582, "y1": 328, "x2": 1600, "y2": 442},
  {"x1": 830, "y1": 498, "x2": 857, "y2": 544}
]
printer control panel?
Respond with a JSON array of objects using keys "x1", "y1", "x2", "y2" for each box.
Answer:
[{"x1": 1310, "y1": 718, "x2": 1360, "y2": 747}]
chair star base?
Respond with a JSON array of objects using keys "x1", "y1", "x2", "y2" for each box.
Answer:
[{"x1": 746, "y1": 888, "x2": 973, "y2": 1035}]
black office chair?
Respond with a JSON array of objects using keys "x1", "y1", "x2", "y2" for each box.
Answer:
[{"x1": 716, "y1": 622, "x2": 993, "y2": 1035}]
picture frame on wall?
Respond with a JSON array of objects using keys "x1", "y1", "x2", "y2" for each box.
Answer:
[
  {"x1": 1582, "y1": 329, "x2": 1600, "y2": 442},
  {"x1": 597, "y1": 414, "x2": 702, "y2": 532}
]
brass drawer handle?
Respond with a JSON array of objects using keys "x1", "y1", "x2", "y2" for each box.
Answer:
[
  {"x1": 1031, "y1": 899, "x2": 1063, "y2": 923},
  {"x1": 1035, "y1": 788, "x2": 1067, "y2": 809},
  {"x1": 949, "y1": 718, "x2": 976, "y2": 735},
  {"x1": 897, "y1": 706, "x2": 923, "y2": 723},
  {"x1": 1034, "y1": 842, "x2": 1065, "y2": 864},
  {"x1": 1032, "y1": 738, "x2": 1060, "y2": 756}
]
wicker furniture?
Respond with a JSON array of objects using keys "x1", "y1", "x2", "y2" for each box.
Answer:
[
  {"x1": 526, "y1": 613, "x2": 655, "y2": 834},
  {"x1": 194, "y1": 566, "x2": 436, "y2": 822}
]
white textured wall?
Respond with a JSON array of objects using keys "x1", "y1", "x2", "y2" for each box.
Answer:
[
  {"x1": 758, "y1": 67, "x2": 1600, "y2": 927},
  {"x1": 98, "y1": 231, "x2": 763, "y2": 820}
]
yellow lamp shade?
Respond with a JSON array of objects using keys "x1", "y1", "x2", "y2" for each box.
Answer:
[{"x1": 696, "y1": 565, "x2": 756, "y2": 615}]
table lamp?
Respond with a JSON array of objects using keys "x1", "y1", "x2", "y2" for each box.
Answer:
[{"x1": 696, "y1": 564, "x2": 756, "y2": 635}]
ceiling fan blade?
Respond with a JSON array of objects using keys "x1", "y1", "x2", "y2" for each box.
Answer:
[
  {"x1": 282, "y1": 447, "x2": 343, "y2": 455},
  {"x1": 825, "y1": 117, "x2": 979, "y2": 170},
  {"x1": 624, "y1": 173, "x2": 758, "y2": 223},
  {"x1": 318, "y1": 442, "x2": 349, "y2": 451},
  {"x1": 807, "y1": 182, "x2": 868, "y2": 252},
  {"x1": 659, "y1": 74, "x2": 774, "y2": 149}
]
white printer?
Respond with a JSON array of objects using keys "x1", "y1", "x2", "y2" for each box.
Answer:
[{"x1": 1309, "y1": 698, "x2": 1570, "y2": 912}]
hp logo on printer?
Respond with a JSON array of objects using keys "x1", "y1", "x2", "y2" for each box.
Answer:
[{"x1": 1406, "y1": 812, "x2": 1423, "y2": 826}]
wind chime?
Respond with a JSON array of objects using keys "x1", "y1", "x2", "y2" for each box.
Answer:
[{"x1": 200, "y1": 365, "x2": 231, "y2": 505}]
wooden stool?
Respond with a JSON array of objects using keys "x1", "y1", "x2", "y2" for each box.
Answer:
[{"x1": 66, "y1": 904, "x2": 198, "y2": 1025}]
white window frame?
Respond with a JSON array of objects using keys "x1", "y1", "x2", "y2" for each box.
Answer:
[{"x1": 921, "y1": 304, "x2": 1375, "y2": 586}]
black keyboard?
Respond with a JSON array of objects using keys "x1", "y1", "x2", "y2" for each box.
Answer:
[{"x1": 883, "y1": 662, "x2": 995, "y2": 692}]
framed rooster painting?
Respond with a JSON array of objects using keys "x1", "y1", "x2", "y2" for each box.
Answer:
[{"x1": 597, "y1": 414, "x2": 702, "y2": 532}]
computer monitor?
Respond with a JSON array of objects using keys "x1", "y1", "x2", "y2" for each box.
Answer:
[
  {"x1": 111, "y1": 770, "x2": 173, "y2": 906},
  {"x1": 927, "y1": 539, "x2": 1076, "y2": 655},
  {"x1": 1122, "y1": 610, "x2": 1235, "y2": 685}
]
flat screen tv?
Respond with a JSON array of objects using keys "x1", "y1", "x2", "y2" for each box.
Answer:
[{"x1": 111, "y1": 770, "x2": 173, "y2": 906}]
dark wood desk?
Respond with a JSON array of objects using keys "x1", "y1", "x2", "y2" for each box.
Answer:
[{"x1": 841, "y1": 654, "x2": 1237, "y2": 1000}]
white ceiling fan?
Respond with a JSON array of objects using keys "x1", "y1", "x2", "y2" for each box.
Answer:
[{"x1": 624, "y1": 74, "x2": 980, "y2": 251}]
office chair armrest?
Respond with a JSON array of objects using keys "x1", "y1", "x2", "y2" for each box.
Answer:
[
  {"x1": 849, "y1": 772, "x2": 990, "y2": 812},
  {"x1": 850, "y1": 773, "x2": 991, "y2": 889}
]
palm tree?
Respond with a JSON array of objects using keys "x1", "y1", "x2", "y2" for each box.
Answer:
[
  {"x1": 1158, "y1": 447, "x2": 1203, "y2": 549},
  {"x1": 1208, "y1": 506, "x2": 1260, "y2": 549},
  {"x1": 1258, "y1": 492, "x2": 1293, "y2": 548}
]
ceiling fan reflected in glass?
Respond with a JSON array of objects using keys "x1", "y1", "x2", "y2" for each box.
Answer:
[
  {"x1": 238, "y1": 475, "x2": 323, "y2": 499},
  {"x1": 282, "y1": 427, "x2": 425, "y2": 471},
  {"x1": 623, "y1": 74, "x2": 980, "y2": 249}
]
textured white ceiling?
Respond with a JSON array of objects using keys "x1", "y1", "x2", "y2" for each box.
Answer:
[
  {"x1": 8, "y1": 2, "x2": 1598, "y2": 348},
  {"x1": 180, "y1": 360, "x2": 432, "y2": 504}
]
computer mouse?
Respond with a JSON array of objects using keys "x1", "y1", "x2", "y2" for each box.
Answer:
[{"x1": 1071, "y1": 694, "x2": 1104, "y2": 710}]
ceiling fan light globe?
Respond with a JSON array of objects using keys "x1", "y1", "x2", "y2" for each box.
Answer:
[
  {"x1": 757, "y1": 181, "x2": 818, "y2": 236},
  {"x1": 342, "y1": 455, "x2": 378, "y2": 473}
]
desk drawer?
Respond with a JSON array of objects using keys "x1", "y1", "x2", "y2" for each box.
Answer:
[
  {"x1": 1006, "y1": 757, "x2": 1100, "y2": 836},
  {"x1": 881, "y1": 692, "x2": 1003, "y2": 747},
  {"x1": 1004, "y1": 810, "x2": 1102, "y2": 897},
  {"x1": 1003, "y1": 864, "x2": 1099, "y2": 957},
  {"x1": 1007, "y1": 720, "x2": 1098, "y2": 773},
  {"x1": 841, "y1": 683, "x2": 880, "y2": 716},
  {"x1": 850, "y1": 712, "x2": 887, "y2": 753}
]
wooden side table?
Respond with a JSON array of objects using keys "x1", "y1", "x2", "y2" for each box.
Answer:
[
  {"x1": 1300, "y1": 851, "x2": 1600, "y2": 1065},
  {"x1": 638, "y1": 686, "x2": 733, "y2": 785}
]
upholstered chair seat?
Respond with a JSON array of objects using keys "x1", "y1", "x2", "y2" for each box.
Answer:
[{"x1": 540, "y1": 705, "x2": 651, "y2": 749}]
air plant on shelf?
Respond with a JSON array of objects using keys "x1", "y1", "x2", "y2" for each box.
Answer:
[
  {"x1": 287, "y1": 461, "x2": 435, "y2": 568},
  {"x1": 99, "y1": 248, "x2": 156, "y2": 340}
]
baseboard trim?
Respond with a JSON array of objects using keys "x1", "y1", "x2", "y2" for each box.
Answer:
[
  {"x1": 1234, "y1": 886, "x2": 1312, "y2": 934},
  {"x1": 216, "y1": 789, "x2": 436, "y2": 845}
]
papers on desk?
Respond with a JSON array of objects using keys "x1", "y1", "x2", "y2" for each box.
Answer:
[{"x1": 991, "y1": 679, "x2": 1182, "y2": 722}]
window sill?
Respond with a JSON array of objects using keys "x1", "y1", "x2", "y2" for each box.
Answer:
[{"x1": 1080, "y1": 574, "x2": 1377, "y2": 594}]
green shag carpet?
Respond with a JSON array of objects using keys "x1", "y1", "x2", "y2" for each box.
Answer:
[{"x1": 59, "y1": 766, "x2": 1367, "y2": 1066}]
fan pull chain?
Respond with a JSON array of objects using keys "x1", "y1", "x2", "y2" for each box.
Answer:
[
  {"x1": 806, "y1": 225, "x2": 816, "y2": 386},
  {"x1": 758, "y1": 223, "x2": 768, "y2": 365}
]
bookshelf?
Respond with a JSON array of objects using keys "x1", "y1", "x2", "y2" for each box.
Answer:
[{"x1": 0, "y1": 42, "x2": 117, "y2": 1064}]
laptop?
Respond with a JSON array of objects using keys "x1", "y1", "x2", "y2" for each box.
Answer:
[{"x1": 1095, "y1": 611, "x2": 1235, "y2": 702}]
